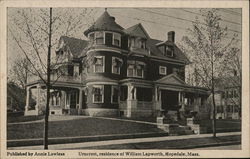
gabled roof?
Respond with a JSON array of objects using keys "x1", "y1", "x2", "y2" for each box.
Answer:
[
  {"x1": 58, "y1": 36, "x2": 88, "y2": 58},
  {"x1": 146, "y1": 39, "x2": 190, "y2": 63},
  {"x1": 123, "y1": 23, "x2": 150, "y2": 39},
  {"x1": 84, "y1": 10, "x2": 124, "y2": 36},
  {"x1": 156, "y1": 73, "x2": 187, "y2": 85}
]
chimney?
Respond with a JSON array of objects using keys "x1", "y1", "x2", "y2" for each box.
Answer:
[{"x1": 168, "y1": 31, "x2": 175, "y2": 43}]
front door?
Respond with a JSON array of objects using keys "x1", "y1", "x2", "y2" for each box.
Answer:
[
  {"x1": 69, "y1": 91, "x2": 78, "y2": 109},
  {"x1": 161, "y1": 90, "x2": 178, "y2": 111}
]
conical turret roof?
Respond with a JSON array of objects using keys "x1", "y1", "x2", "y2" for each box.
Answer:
[{"x1": 84, "y1": 10, "x2": 124, "y2": 36}]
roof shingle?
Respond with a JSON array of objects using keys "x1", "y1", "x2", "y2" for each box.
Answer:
[{"x1": 84, "y1": 11, "x2": 124, "y2": 36}]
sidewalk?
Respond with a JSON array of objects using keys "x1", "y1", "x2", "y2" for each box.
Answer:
[{"x1": 8, "y1": 132, "x2": 241, "y2": 150}]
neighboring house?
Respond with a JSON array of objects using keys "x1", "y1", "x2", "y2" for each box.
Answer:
[
  {"x1": 212, "y1": 76, "x2": 241, "y2": 119},
  {"x1": 25, "y1": 10, "x2": 209, "y2": 119}
]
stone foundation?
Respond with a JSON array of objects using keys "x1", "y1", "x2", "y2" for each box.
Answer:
[
  {"x1": 24, "y1": 110, "x2": 39, "y2": 116},
  {"x1": 50, "y1": 109, "x2": 63, "y2": 115},
  {"x1": 84, "y1": 108, "x2": 118, "y2": 117},
  {"x1": 122, "y1": 109, "x2": 153, "y2": 118}
]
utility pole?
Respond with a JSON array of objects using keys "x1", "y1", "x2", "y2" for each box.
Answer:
[{"x1": 44, "y1": 7, "x2": 52, "y2": 149}]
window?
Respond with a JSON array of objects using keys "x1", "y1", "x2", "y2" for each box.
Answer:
[
  {"x1": 113, "y1": 33, "x2": 121, "y2": 46},
  {"x1": 136, "y1": 65, "x2": 143, "y2": 77},
  {"x1": 139, "y1": 40, "x2": 146, "y2": 49},
  {"x1": 93, "y1": 85, "x2": 104, "y2": 103},
  {"x1": 111, "y1": 86, "x2": 119, "y2": 103},
  {"x1": 127, "y1": 65, "x2": 134, "y2": 77},
  {"x1": 127, "y1": 61, "x2": 145, "y2": 78},
  {"x1": 159, "y1": 66, "x2": 167, "y2": 75},
  {"x1": 93, "y1": 56, "x2": 105, "y2": 73},
  {"x1": 105, "y1": 32, "x2": 113, "y2": 46},
  {"x1": 95, "y1": 31, "x2": 104, "y2": 45},
  {"x1": 130, "y1": 38, "x2": 135, "y2": 48},
  {"x1": 165, "y1": 45, "x2": 174, "y2": 57},
  {"x1": 112, "y1": 57, "x2": 123, "y2": 74}
]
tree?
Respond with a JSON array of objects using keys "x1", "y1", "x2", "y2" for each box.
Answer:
[
  {"x1": 8, "y1": 7, "x2": 93, "y2": 149},
  {"x1": 181, "y1": 9, "x2": 240, "y2": 137},
  {"x1": 8, "y1": 58, "x2": 31, "y2": 90}
]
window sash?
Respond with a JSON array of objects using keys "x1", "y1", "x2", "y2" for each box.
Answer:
[
  {"x1": 93, "y1": 86, "x2": 104, "y2": 103},
  {"x1": 136, "y1": 68, "x2": 143, "y2": 77},
  {"x1": 159, "y1": 66, "x2": 167, "y2": 75},
  {"x1": 95, "y1": 31, "x2": 104, "y2": 44},
  {"x1": 112, "y1": 57, "x2": 122, "y2": 74},
  {"x1": 94, "y1": 56, "x2": 105, "y2": 73},
  {"x1": 113, "y1": 33, "x2": 121, "y2": 46},
  {"x1": 127, "y1": 68, "x2": 134, "y2": 77}
]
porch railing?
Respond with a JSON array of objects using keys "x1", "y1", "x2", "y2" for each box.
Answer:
[{"x1": 137, "y1": 101, "x2": 153, "y2": 110}]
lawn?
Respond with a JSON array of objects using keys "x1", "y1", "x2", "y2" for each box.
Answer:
[
  {"x1": 7, "y1": 117, "x2": 164, "y2": 140},
  {"x1": 199, "y1": 119, "x2": 241, "y2": 133},
  {"x1": 7, "y1": 116, "x2": 241, "y2": 140}
]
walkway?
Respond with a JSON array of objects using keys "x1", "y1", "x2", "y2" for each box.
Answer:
[{"x1": 8, "y1": 132, "x2": 241, "y2": 150}]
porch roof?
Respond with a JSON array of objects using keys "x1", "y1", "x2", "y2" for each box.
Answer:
[{"x1": 155, "y1": 74, "x2": 209, "y2": 94}]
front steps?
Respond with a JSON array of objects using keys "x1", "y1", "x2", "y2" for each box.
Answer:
[{"x1": 157, "y1": 124, "x2": 194, "y2": 136}]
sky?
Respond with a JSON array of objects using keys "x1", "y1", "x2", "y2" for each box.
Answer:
[{"x1": 7, "y1": 7, "x2": 242, "y2": 69}]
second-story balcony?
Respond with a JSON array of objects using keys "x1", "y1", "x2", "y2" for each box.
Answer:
[{"x1": 27, "y1": 73, "x2": 82, "y2": 85}]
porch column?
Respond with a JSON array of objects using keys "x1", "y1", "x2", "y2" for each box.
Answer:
[
  {"x1": 36, "y1": 85, "x2": 41, "y2": 111},
  {"x1": 181, "y1": 92, "x2": 185, "y2": 110},
  {"x1": 178, "y1": 92, "x2": 182, "y2": 106},
  {"x1": 25, "y1": 86, "x2": 31, "y2": 112},
  {"x1": 127, "y1": 85, "x2": 137, "y2": 118},
  {"x1": 78, "y1": 88, "x2": 83, "y2": 115},
  {"x1": 154, "y1": 86, "x2": 161, "y2": 117}
]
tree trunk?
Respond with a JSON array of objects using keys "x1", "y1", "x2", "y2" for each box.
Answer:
[
  {"x1": 212, "y1": 90, "x2": 216, "y2": 138},
  {"x1": 44, "y1": 7, "x2": 52, "y2": 150}
]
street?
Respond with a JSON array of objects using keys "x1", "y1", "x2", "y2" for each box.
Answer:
[{"x1": 194, "y1": 144, "x2": 241, "y2": 150}]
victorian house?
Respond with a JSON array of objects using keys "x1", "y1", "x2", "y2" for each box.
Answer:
[{"x1": 25, "y1": 10, "x2": 209, "y2": 119}]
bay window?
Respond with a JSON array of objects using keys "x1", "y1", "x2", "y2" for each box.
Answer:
[
  {"x1": 93, "y1": 85, "x2": 104, "y2": 103},
  {"x1": 112, "y1": 57, "x2": 123, "y2": 74},
  {"x1": 127, "y1": 61, "x2": 145, "y2": 78},
  {"x1": 111, "y1": 86, "x2": 119, "y2": 103},
  {"x1": 93, "y1": 56, "x2": 105, "y2": 73}
]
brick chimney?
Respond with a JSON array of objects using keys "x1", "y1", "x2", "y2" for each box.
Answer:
[{"x1": 168, "y1": 31, "x2": 175, "y2": 43}]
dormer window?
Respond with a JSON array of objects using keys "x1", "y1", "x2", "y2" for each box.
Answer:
[
  {"x1": 130, "y1": 37, "x2": 146, "y2": 50},
  {"x1": 166, "y1": 45, "x2": 174, "y2": 57},
  {"x1": 139, "y1": 40, "x2": 146, "y2": 49}
]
